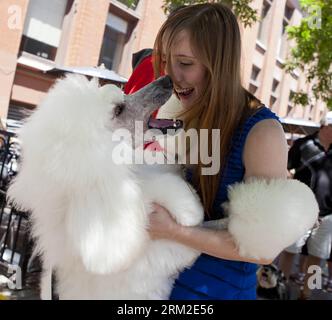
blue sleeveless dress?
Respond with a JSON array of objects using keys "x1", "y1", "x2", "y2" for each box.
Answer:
[{"x1": 170, "y1": 106, "x2": 280, "y2": 300}]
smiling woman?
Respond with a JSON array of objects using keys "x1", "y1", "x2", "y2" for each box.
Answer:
[
  {"x1": 121, "y1": 3, "x2": 317, "y2": 301},
  {"x1": 153, "y1": 3, "x2": 265, "y2": 220},
  {"x1": 166, "y1": 31, "x2": 207, "y2": 109},
  {"x1": 143, "y1": 3, "x2": 318, "y2": 300}
]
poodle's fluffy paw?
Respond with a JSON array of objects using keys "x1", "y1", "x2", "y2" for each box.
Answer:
[
  {"x1": 144, "y1": 172, "x2": 204, "y2": 227},
  {"x1": 170, "y1": 196, "x2": 204, "y2": 227}
]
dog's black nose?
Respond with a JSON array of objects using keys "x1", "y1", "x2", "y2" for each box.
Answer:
[{"x1": 159, "y1": 75, "x2": 173, "y2": 89}]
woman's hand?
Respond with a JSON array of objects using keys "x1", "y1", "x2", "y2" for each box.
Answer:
[{"x1": 148, "y1": 203, "x2": 181, "y2": 240}]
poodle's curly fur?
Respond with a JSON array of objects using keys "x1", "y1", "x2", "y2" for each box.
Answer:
[{"x1": 8, "y1": 75, "x2": 204, "y2": 299}]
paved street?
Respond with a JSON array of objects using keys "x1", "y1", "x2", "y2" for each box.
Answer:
[
  {"x1": 0, "y1": 271, "x2": 40, "y2": 300},
  {"x1": 1, "y1": 269, "x2": 332, "y2": 300}
]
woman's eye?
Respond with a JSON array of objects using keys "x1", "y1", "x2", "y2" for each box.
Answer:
[
  {"x1": 114, "y1": 103, "x2": 125, "y2": 117},
  {"x1": 180, "y1": 62, "x2": 192, "y2": 66}
]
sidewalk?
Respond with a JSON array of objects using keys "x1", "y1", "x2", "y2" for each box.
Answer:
[
  {"x1": 287, "y1": 279, "x2": 332, "y2": 300},
  {"x1": 0, "y1": 272, "x2": 40, "y2": 300},
  {"x1": 280, "y1": 279, "x2": 332, "y2": 300},
  {"x1": 1, "y1": 270, "x2": 332, "y2": 300}
]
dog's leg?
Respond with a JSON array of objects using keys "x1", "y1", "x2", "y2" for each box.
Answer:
[
  {"x1": 66, "y1": 187, "x2": 148, "y2": 275},
  {"x1": 141, "y1": 172, "x2": 204, "y2": 227},
  {"x1": 40, "y1": 265, "x2": 52, "y2": 300}
]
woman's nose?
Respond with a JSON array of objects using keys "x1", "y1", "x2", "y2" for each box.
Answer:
[{"x1": 170, "y1": 66, "x2": 184, "y2": 84}]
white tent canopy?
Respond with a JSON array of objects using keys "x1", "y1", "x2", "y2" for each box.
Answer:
[
  {"x1": 280, "y1": 117, "x2": 320, "y2": 136},
  {"x1": 48, "y1": 65, "x2": 128, "y2": 83}
]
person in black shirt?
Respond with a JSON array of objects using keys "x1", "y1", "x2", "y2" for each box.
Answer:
[{"x1": 279, "y1": 112, "x2": 332, "y2": 299}]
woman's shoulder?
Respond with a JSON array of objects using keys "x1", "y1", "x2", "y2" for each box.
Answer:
[
  {"x1": 243, "y1": 111, "x2": 288, "y2": 179},
  {"x1": 234, "y1": 106, "x2": 280, "y2": 145},
  {"x1": 246, "y1": 105, "x2": 283, "y2": 139},
  {"x1": 241, "y1": 111, "x2": 286, "y2": 165},
  {"x1": 244, "y1": 105, "x2": 285, "y2": 150},
  {"x1": 247, "y1": 117, "x2": 285, "y2": 144}
]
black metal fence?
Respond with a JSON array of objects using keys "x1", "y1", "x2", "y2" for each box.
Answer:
[{"x1": 0, "y1": 130, "x2": 32, "y2": 288}]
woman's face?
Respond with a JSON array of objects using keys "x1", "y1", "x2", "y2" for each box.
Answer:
[{"x1": 164, "y1": 30, "x2": 207, "y2": 109}]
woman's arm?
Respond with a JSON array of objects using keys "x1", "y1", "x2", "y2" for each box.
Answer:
[
  {"x1": 243, "y1": 119, "x2": 288, "y2": 181},
  {"x1": 149, "y1": 204, "x2": 273, "y2": 264},
  {"x1": 148, "y1": 119, "x2": 288, "y2": 265}
]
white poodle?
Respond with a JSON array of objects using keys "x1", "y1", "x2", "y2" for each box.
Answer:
[
  {"x1": 8, "y1": 74, "x2": 319, "y2": 300},
  {"x1": 8, "y1": 74, "x2": 204, "y2": 300}
]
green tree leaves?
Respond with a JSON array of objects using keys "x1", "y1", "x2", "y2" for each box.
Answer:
[
  {"x1": 285, "y1": 0, "x2": 332, "y2": 109},
  {"x1": 162, "y1": 0, "x2": 258, "y2": 27}
]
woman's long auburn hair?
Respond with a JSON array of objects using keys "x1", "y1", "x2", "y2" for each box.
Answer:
[{"x1": 153, "y1": 3, "x2": 261, "y2": 217}]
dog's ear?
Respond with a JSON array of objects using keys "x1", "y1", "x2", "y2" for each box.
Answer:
[
  {"x1": 100, "y1": 83, "x2": 124, "y2": 105},
  {"x1": 66, "y1": 184, "x2": 149, "y2": 275}
]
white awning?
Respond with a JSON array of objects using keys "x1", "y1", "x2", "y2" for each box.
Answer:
[
  {"x1": 280, "y1": 117, "x2": 320, "y2": 135},
  {"x1": 48, "y1": 65, "x2": 128, "y2": 83},
  {"x1": 280, "y1": 117, "x2": 319, "y2": 128},
  {"x1": 17, "y1": 52, "x2": 55, "y2": 71}
]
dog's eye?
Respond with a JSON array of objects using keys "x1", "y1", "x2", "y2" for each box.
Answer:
[{"x1": 114, "y1": 103, "x2": 125, "y2": 117}]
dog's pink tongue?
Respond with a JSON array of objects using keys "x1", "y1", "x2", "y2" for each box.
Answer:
[{"x1": 144, "y1": 141, "x2": 164, "y2": 151}]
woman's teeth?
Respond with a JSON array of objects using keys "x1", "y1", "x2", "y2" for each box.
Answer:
[{"x1": 176, "y1": 88, "x2": 194, "y2": 97}]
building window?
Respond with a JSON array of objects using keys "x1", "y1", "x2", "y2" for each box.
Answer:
[
  {"x1": 285, "y1": 3, "x2": 294, "y2": 20},
  {"x1": 251, "y1": 65, "x2": 261, "y2": 81},
  {"x1": 117, "y1": 0, "x2": 140, "y2": 10},
  {"x1": 272, "y1": 79, "x2": 280, "y2": 93},
  {"x1": 99, "y1": 27, "x2": 125, "y2": 70},
  {"x1": 99, "y1": 13, "x2": 128, "y2": 72},
  {"x1": 249, "y1": 83, "x2": 258, "y2": 95},
  {"x1": 277, "y1": 3, "x2": 294, "y2": 60},
  {"x1": 20, "y1": 0, "x2": 67, "y2": 61},
  {"x1": 287, "y1": 90, "x2": 296, "y2": 116},
  {"x1": 20, "y1": 36, "x2": 57, "y2": 60},
  {"x1": 7, "y1": 102, "x2": 33, "y2": 121},
  {"x1": 289, "y1": 90, "x2": 296, "y2": 102},
  {"x1": 6, "y1": 102, "x2": 34, "y2": 131},
  {"x1": 257, "y1": 0, "x2": 273, "y2": 46},
  {"x1": 270, "y1": 95, "x2": 277, "y2": 108},
  {"x1": 249, "y1": 65, "x2": 260, "y2": 95},
  {"x1": 287, "y1": 105, "x2": 293, "y2": 116}
]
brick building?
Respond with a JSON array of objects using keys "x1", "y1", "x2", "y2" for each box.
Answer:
[{"x1": 0, "y1": 0, "x2": 327, "y2": 131}]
